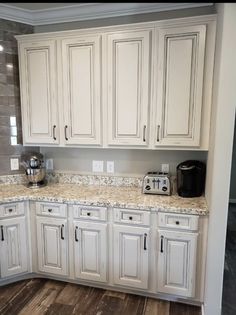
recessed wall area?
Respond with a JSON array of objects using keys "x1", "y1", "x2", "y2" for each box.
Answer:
[
  {"x1": 0, "y1": 19, "x2": 37, "y2": 175},
  {"x1": 40, "y1": 147, "x2": 207, "y2": 176}
]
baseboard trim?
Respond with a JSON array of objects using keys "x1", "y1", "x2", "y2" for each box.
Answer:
[{"x1": 229, "y1": 199, "x2": 236, "y2": 204}]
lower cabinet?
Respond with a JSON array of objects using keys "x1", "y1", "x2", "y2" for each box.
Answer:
[
  {"x1": 113, "y1": 224, "x2": 149, "y2": 289},
  {"x1": 73, "y1": 220, "x2": 107, "y2": 282},
  {"x1": 0, "y1": 216, "x2": 28, "y2": 277},
  {"x1": 36, "y1": 216, "x2": 68, "y2": 276},
  {"x1": 157, "y1": 229, "x2": 198, "y2": 297}
]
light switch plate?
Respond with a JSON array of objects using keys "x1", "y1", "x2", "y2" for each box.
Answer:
[
  {"x1": 161, "y1": 163, "x2": 169, "y2": 173},
  {"x1": 10, "y1": 158, "x2": 19, "y2": 170},
  {"x1": 107, "y1": 161, "x2": 114, "y2": 173},
  {"x1": 92, "y1": 160, "x2": 104, "y2": 172}
]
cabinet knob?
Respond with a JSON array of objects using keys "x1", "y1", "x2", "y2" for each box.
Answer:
[
  {"x1": 129, "y1": 216, "x2": 133, "y2": 220},
  {"x1": 8, "y1": 208, "x2": 13, "y2": 212},
  {"x1": 176, "y1": 221, "x2": 180, "y2": 225},
  {"x1": 48, "y1": 209, "x2": 52, "y2": 213},
  {"x1": 87, "y1": 212, "x2": 91, "y2": 216}
]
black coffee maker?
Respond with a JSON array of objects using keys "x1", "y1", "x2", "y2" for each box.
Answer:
[{"x1": 176, "y1": 160, "x2": 206, "y2": 197}]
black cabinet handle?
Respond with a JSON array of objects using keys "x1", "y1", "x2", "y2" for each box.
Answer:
[
  {"x1": 129, "y1": 216, "x2": 133, "y2": 220},
  {"x1": 8, "y1": 208, "x2": 13, "y2": 212},
  {"x1": 75, "y1": 226, "x2": 79, "y2": 242},
  {"x1": 87, "y1": 212, "x2": 91, "y2": 216},
  {"x1": 53, "y1": 125, "x2": 56, "y2": 140},
  {"x1": 61, "y1": 224, "x2": 65, "y2": 240},
  {"x1": 1, "y1": 225, "x2": 4, "y2": 241},
  {"x1": 144, "y1": 233, "x2": 147, "y2": 250},
  {"x1": 176, "y1": 221, "x2": 180, "y2": 225},
  {"x1": 157, "y1": 125, "x2": 160, "y2": 142},
  {"x1": 64, "y1": 125, "x2": 68, "y2": 141},
  {"x1": 48, "y1": 209, "x2": 52, "y2": 213},
  {"x1": 143, "y1": 125, "x2": 146, "y2": 142},
  {"x1": 160, "y1": 235, "x2": 164, "y2": 253}
]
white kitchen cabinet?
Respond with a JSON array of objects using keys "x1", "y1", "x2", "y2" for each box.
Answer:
[
  {"x1": 61, "y1": 35, "x2": 102, "y2": 145},
  {"x1": 106, "y1": 30, "x2": 151, "y2": 146},
  {"x1": 0, "y1": 217, "x2": 28, "y2": 277},
  {"x1": 36, "y1": 216, "x2": 68, "y2": 276},
  {"x1": 73, "y1": 221, "x2": 107, "y2": 282},
  {"x1": 157, "y1": 229, "x2": 198, "y2": 297},
  {"x1": 154, "y1": 25, "x2": 206, "y2": 147},
  {"x1": 113, "y1": 224, "x2": 149, "y2": 289},
  {"x1": 18, "y1": 40, "x2": 59, "y2": 145}
]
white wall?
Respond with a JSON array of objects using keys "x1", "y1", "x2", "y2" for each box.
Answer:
[
  {"x1": 204, "y1": 3, "x2": 236, "y2": 315},
  {"x1": 40, "y1": 147, "x2": 207, "y2": 176}
]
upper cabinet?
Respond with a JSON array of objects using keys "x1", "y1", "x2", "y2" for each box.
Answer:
[
  {"x1": 18, "y1": 40, "x2": 59, "y2": 144},
  {"x1": 61, "y1": 35, "x2": 102, "y2": 145},
  {"x1": 105, "y1": 30, "x2": 151, "y2": 147},
  {"x1": 16, "y1": 16, "x2": 216, "y2": 149},
  {"x1": 154, "y1": 25, "x2": 206, "y2": 147}
]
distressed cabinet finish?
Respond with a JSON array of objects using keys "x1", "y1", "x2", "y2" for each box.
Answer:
[
  {"x1": 73, "y1": 221, "x2": 107, "y2": 282},
  {"x1": 154, "y1": 25, "x2": 206, "y2": 147},
  {"x1": 0, "y1": 217, "x2": 28, "y2": 277},
  {"x1": 61, "y1": 35, "x2": 102, "y2": 145},
  {"x1": 157, "y1": 212, "x2": 199, "y2": 298},
  {"x1": 113, "y1": 224, "x2": 149, "y2": 289},
  {"x1": 18, "y1": 40, "x2": 59, "y2": 145},
  {"x1": 36, "y1": 216, "x2": 68, "y2": 276},
  {"x1": 106, "y1": 30, "x2": 151, "y2": 146}
]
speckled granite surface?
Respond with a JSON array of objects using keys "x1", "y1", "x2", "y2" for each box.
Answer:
[{"x1": 0, "y1": 183, "x2": 208, "y2": 215}]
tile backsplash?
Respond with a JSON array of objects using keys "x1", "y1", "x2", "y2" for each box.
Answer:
[{"x1": 0, "y1": 19, "x2": 38, "y2": 175}]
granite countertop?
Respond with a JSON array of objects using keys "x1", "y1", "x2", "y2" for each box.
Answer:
[{"x1": 0, "y1": 183, "x2": 208, "y2": 216}]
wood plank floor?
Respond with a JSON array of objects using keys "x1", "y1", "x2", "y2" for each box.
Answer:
[{"x1": 0, "y1": 278, "x2": 201, "y2": 315}]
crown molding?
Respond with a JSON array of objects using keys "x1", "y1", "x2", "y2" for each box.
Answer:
[{"x1": 0, "y1": 3, "x2": 214, "y2": 26}]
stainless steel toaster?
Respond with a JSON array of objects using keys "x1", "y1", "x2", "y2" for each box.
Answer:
[{"x1": 142, "y1": 172, "x2": 171, "y2": 195}]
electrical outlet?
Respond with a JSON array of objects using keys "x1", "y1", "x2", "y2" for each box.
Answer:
[
  {"x1": 46, "y1": 159, "x2": 54, "y2": 171},
  {"x1": 107, "y1": 161, "x2": 114, "y2": 173},
  {"x1": 161, "y1": 163, "x2": 169, "y2": 173},
  {"x1": 92, "y1": 160, "x2": 104, "y2": 172},
  {"x1": 10, "y1": 158, "x2": 19, "y2": 170}
]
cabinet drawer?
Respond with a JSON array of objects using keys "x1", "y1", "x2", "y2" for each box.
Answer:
[
  {"x1": 73, "y1": 205, "x2": 107, "y2": 221},
  {"x1": 114, "y1": 208, "x2": 150, "y2": 226},
  {"x1": 0, "y1": 202, "x2": 25, "y2": 218},
  {"x1": 36, "y1": 202, "x2": 67, "y2": 218},
  {"x1": 158, "y1": 212, "x2": 199, "y2": 231}
]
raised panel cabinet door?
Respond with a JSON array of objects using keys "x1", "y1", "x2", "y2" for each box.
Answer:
[
  {"x1": 36, "y1": 217, "x2": 68, "y2": 276},
  {"x1": 155, "y1": 25, "x2": 206, "y2": 147},
  {"x1": 74, "y1": 221, "x2": 107, "y2": 282},
  {"x1": 61, "y1": 35, "x2": 102, "y2": 145},
  {"x1": 113, "y1": 225, "x2": 149, "y2": 289},
  {"x1": 18, "y1": 40, "x2": 59, "y2": 144},
  {"x1": 0, "y1": 217, "x2": 28, "y2": 277},
  {"x1": 106, "y1": 30, "x2": 151, "y2": 146},
  {"x1": 157, "y1": 230, "x2": 198, "y2": 297}
]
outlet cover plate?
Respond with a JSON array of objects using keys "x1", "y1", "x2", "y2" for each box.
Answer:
[
  {"x1": 107, "y1": 161, "x2": 114, "y2": 173},
  {"x1": 161, "y1": 163, "x2": 169, "y2": 173},
  {"x1": 92, "y1": 160, "x2": 104, "y2": 172},
  {"x1": 10, "y1": 158, "x2": 19, "y2": 170}
]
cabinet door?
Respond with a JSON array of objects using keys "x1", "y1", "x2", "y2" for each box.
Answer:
[
  {"x1": 157, "y1": 230, "x2": 198, "y2": 297},
  {"x1": 36, "y1": 217, "x2": 68, "y2": 276},
  {"x1": 61, "y1": 35, "x2": 102, "y2": 145},
  {"x1": 113, "y1": 225, "x2": 149, "y2": 289},
  {"x1": 18, "y1": 40, "x2": 59, "y2": 144},
  {"x1": 74, "y1": 221, "x2": 107, "y2": 282},
  {"x1": 154, "y1": 25, "x2": 206, "y2": 147},
  {"x1": 0, "y1": 217, "x2": 28, "y2": 277},
  {"x1": 106, "y1": 30, "x2": 151, "y2": 146}
]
